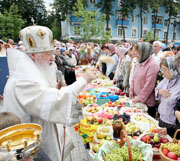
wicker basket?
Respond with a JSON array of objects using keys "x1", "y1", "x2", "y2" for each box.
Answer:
[
  {"x1": 114, "y1": 121, "x2": 132, "y2": 161},
  {"x1": 160, "y1": 129, "x2": 180, "y2": 161}
]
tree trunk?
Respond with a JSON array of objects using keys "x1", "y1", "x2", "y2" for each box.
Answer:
[
  {"x1": 121, "y1": 18, "x2": 125, "y2": 39},
  {"x1": 106, "y1": 15, "x2": 110, "y2": 31},
  {"x1": 140, "y1": 6, "x2": 143, "y2": 38},
  {"x1": 166, "y1": 17, "x2": 170, "y2": 45},
  {"x1": 153, "y1": 12, "x2": 158, "y2": 39},
  {"x1": 173, "y1": 20, "x2": 176, "y2": 41}
]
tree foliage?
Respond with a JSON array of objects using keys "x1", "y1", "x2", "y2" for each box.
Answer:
[
  {"x1": 162, "y1": 0, "x2": 180, "y2": 44},
  {"x1": 73, "y1": 0, "x2": 112, "y2": 43},
  {"x1": 135, "y1": 0, "x2": 149, "y2": 38},
  {"x1": 150, "y1": 0, "x2": 163, "y2": 39},
  {"x1": 117, "y1": 0, "x2": 136, "y2": 39},
  {"x1": 96, "y1": 0, "x2": 115, "y2": 31},
  {"x1": 0, "y1": 0, "x2": 47, "y2": 26},
  {"x1": 0, "y1": 4, "x2": 25, "y2": 42}
]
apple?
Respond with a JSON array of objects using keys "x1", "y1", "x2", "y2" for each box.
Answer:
[
  {"x1": 99, "y1": 139, "x2": 106, "y2": 146},
  {"x1": 145, "y1": 135, "x2": 151, "y2": 141},
  {"x1": 162, "y1": 138, "x2": 169, "y2": 143},
  {"x1": 153, "y1": 129, "x2": 158, "y2": 133},
  {"x1": 141, "y1": 136, "x2": 147, "y2": 143},
  {"x1": 162, "y1": 148, "x2": 169, "y2": 156},
  {"x1": 92, "y1": 144, "x2": 100, "y2": 153},
  {"x1": 97, "y1": 118, "x2": 103, "y2": 124},
  {"x1": 177, "y1": 157, "x2": 180, "y2": 160},
  {"x1": 167, "y1": 152, "x2": 177, "y2": 160}
]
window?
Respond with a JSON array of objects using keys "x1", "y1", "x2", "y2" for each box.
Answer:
[
  {"x1": 164, "y1": 32, "x2": 167, "y2": 39},
  {"x1": 118, "y1": 26, "x2": 123, "y2": 37},
  {"x1": 118, "y1": 0, "x2": 121, "y2": 7},
  {"x1": 152, "y1": 16, "x2": 163, "y2": 24},
  {"x1": 143, "y1": 30, "x2": 148, "y2": 38},
  {"x1": 173, "y1": 32, "x2": 177, "y2": 40},
  {"x1": 132, "y1": 16, "x2": 136, "y2": 23},
  {"x1": 131, "y1": 29, "x2": 137, "y2": 38},
  {"x1": 90, "y1": 0, "x2": 96, "y2": 4},
  {"x1": 164, "y1": 20, "x2": 168, "y2": 26},
  {"x1": 144, "y1": 17, "x2": 148, "y2": 24},
  {"x1": 155, "y1": 29, "x2": 160, "y2": 38},
  {"x1": 74, "y1": 25, "x2": 81, "y2": 35},
  {"x1": 165, "y1": 7, "x2": 168, "y2": 14},
  {"x1": 117, "y1": 11, "x2": 122, "y2": 19}
]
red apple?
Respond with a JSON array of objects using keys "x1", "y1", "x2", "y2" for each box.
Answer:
[
  {"x1": 141, "y1": 136, "x2": 147, "y2": 143},
  {"x1": 97, "y1": 118, "x2": 103, "y2": 124},
  {"x1": 145, "y1": 135, "x2": 151, "y2": 141},
  {"x1": 167, "y1": 152, "x2": 177, "y2": 160},
  {"x1": 153, "y1": 129, "x2": 158, "y2": 133},
  {"x1": 177, "y1": 157, "x2": 180, "y2": 160},
  {"x1": 162, "y1": 138, "x2": 169, "y2": 143},
  {"x1": 162, "y1": 148, "x2": 169, "y2": 156}
]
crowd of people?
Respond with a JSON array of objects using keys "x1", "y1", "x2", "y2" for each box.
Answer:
[{"x1": 0, "y1": 25, "x2": 180, "y2": 160}]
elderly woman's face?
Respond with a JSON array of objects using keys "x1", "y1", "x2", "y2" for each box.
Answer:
[{"x1": 161, "y1": 65, "x2": 172, "y2": 80}]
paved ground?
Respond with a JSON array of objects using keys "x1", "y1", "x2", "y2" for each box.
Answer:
[{"x1": 57, "y1": 102, "x2": 93, "y2": 161}]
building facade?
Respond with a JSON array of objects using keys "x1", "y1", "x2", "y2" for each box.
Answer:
[{"x1": 61, "y1": 0, "x2": 180, "y2": 42}]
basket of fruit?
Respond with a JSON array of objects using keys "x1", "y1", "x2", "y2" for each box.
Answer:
[
  {"x1": 139, "y1": 132, "x2": 170, "y2": 159},
  {"x1": 160, "y1": 129, "x2": 180, "y2": 161},
  {"x1": 94, "y1": 120, "x2": 153, "y2": 161}
]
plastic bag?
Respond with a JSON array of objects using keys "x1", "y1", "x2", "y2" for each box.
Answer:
[
  {"x1": 75, "y1": 119, "x2": 99, "y2": 143},
  {"x1": 94, "y1": 139, "x2": 153, "y2": 161},
  {"x1": 131, "y1": 113, "x2": 158, "y2": 132},
  {"x1": 93, "y1": 126, "x2": 113, "y2": 143}
]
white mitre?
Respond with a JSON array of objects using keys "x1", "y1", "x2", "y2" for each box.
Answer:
[{"x1": 19, "y1": 25, "x2": 54, "y2": 54}]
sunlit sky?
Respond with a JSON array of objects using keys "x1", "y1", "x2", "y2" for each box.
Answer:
[{"x1": 44, "y1": 0, "x2": 54, "y2": 8}]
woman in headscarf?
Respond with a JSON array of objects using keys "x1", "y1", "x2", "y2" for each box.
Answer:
[
  {"x1": 113, "y1": 46, "x2": 130, "y2": 91},
  {"x1": 129, "y1": 42, "x2": 159, "y2": 118},
  {"x1": 156, "y1": 56, "x2": 180, "y2": 138}
]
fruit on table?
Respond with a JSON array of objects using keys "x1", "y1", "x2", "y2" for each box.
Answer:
[
  {"x1": 167, "y1": 152, "x2": 177, "y2": 160},
  {"x1": 125, "y1": 122, "x2": 140, "y2": 135},
  {"x1": 85, "y1": 116, "x2": 112, "y2": 125},
  {"x1": 141, "y1": 133, "x2": 169, "y2": 150},
  {"x1": 96, "y1": 132, "x2": 107, "y2": 139},
  {"x1": 104, "y1": 108, "x2": 118, "y2": 115},
  {"x1": 85, "y1": 104, "x2": 100, "y2": 114},
  {"x1": 162, "y1": 143, "x2": 180, "y2": 159},
  {"x1": 162, "y1": 148, "x2": 169, "y2": 156},
  {"x1": 134, "y1": 115, "x2": 150, "y2": 122},
  {"x1": 78, "y1": 95, "x2": 96, "y2": 105},
  {"x1": 92, "y1": 144, "x2": 100, "y2": 153}
]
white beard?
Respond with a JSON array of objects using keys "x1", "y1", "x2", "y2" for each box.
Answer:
[{"x1": 35, "y1": 55, "x2": 57, "y2": 88}]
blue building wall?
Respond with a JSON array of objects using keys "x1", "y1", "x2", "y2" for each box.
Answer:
[{"x1": 61, "y1": 0, "x2": 180, "y2": 42}]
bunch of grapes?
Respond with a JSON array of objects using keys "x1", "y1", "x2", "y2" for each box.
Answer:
[
  {"x1": 104, "y1": 145, "x2": 143, "y2": 161},
  {"x1": 163, "y1": 143, "x2": 180, "y2": 156},
  {"x1": 105, "y1": 153, "x2": 124, "y2": 161}
]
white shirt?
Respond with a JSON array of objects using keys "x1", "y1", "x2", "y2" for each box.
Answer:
[{"x1": 152, "y1": 50, "x2": 164, "y2": 65}]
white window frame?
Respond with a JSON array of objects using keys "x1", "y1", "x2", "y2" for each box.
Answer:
[
  {"x1": 117, "y1": 0, "x2": 121, "y2": 8},
  {"x1": 131, "y1": 28, "x2": 137, "y2": 38},
  {"x1": 144, "y1": 17, "x2": 148, "y2": 24},
  {"x1": 117, "y1": 26, "x2": 124, "y2": 37},
  {"x1": 155, "y1": 29, "x2": 160, "y2": 39},
  {"x1": 117, "y1": 11, "x2": 122, "y2": 20},
  {"x1": 143, "y1": 30, "x2": 148, "y2": 38},
  {"x1": 132, "y1": 16, "x2": 136, "y2": 23}
]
